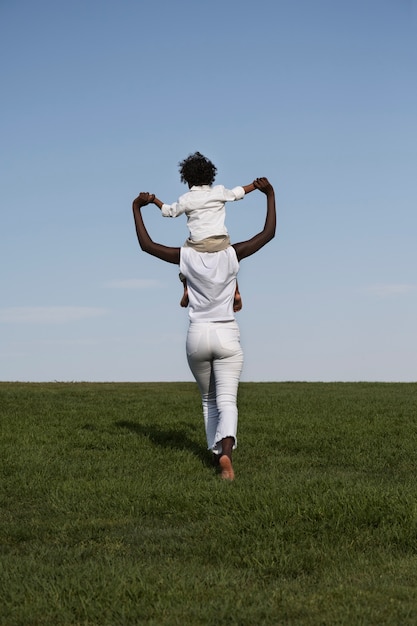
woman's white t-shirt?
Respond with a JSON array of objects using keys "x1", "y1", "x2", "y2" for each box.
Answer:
[{"x1": 179, "y1": 246, "x2": 239, "y2": 323}]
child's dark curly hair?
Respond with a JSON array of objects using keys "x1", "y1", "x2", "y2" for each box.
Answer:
[{"x1": 178, "y1": 152, "x2": 217, "y2": 187}]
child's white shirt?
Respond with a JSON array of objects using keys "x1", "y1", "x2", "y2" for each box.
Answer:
[{"x1": 161, "y1": 184, "x2": 245, "y2": 242}]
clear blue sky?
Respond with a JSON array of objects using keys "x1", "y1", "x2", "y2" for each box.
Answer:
[{"x1": 1, "y1": 0, "x2": 416, "y2": 382}]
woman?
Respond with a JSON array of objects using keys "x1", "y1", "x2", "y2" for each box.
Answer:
[{"x1": 132, "y1": 177, "x2": 276, "y2": 480}]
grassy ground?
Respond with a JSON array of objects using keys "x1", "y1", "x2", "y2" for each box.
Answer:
[{"x1": 1, "y1": 381, "x2": 417, "y2": 625}]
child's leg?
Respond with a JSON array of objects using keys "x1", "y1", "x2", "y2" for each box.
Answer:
[
  {"x1": 179, "y1": 273, "x2": 189, "y2": 308},
  {"x1": 233, "y1": 281, "x2": 242, "y2": 312}
]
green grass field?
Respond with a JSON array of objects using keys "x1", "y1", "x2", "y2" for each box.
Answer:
[{"x1": 1, "y1": 381, "x2": 417, "y2": 625}]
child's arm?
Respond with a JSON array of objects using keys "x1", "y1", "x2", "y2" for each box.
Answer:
[
  {"x1": 134, "y1": 193, "x2": 164, "y2": 210},
  {"x1": 242, "y1": 182, "x2": 256, "y2": 195},
  {"x1": 151, "y1": 195, "x2": 185, "y2": 218},
  {"x1": 151, "y1": 196, "x2": 164, "y2": 210}
]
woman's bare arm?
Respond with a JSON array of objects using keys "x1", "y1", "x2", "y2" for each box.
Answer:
[
  {"x1": 233, "y1": 178, "x2": 276, "y2": 261},
  {"x1": 132, "y1": 192, "x2": 180, "y2": 265}
]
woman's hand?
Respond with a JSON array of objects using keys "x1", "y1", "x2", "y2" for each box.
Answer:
[
  {"x1": 253, "y1": 177, "x2": 274, "y2": 195},
  {"x1": 132, "y1": 192, "x2": 155, "y2": 209}
]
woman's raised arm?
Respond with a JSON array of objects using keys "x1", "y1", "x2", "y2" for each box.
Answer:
[
  {"x1": 132, "y1": 192, "x2": 180, "y2": 265},
  {"x1": 232, "y1": 178, "x2": 276, "y2": 261}
]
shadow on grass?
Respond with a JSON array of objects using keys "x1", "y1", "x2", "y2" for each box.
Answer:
[{"x1": 115, "y1": 420, "x2": 214, "y2": 468}]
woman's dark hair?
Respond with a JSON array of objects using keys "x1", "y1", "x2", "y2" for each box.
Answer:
[{"x1": 178, "y1": 152, "x2": 217, "y2": 187}]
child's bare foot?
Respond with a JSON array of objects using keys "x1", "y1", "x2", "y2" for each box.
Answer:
[
  {"x1": 233, "y1": 291, "x2": 242, "y2": 312},
  {"x1": 219, "y1": 455, "x2": 235, "y2": 481}
]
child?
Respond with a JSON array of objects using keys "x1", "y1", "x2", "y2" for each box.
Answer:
[{"x1": 150, "y1": 152, "x2": 256, "y2": 309}]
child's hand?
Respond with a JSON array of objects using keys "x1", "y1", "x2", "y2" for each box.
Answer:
[{"x1": 253, "y1": 177, "x2": 273, "y2": 195}]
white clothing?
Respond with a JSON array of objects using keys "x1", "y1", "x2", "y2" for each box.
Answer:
[
  {"x1": 186, "y1": 321, "x2": 243, "y2": 455},
  {"x1": 180, "y1": 246, "x2": 243, "y2": 455},
  {"x1": 179, "y1": 246, "x2": 239, "y2": 323},
  {"x1": 161, "y1": 184, "x2": 245, "y2": 242}
]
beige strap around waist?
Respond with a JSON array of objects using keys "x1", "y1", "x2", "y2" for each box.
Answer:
[{"x1": 184, "y1": 235, "x2": 231, "y2": 253}]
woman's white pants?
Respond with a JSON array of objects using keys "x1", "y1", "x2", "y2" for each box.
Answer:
[{"x1": 186, "y1": 320, "x2": 244, "y2": 455}]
